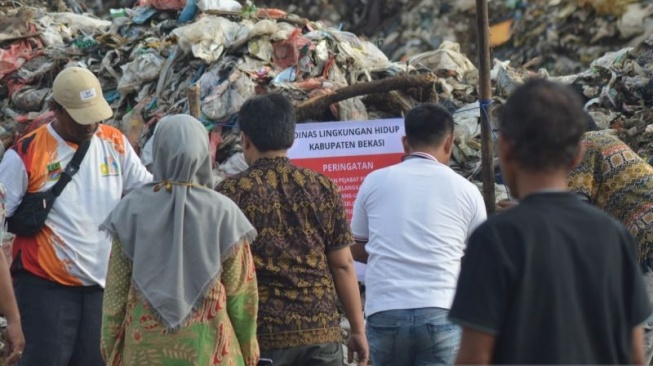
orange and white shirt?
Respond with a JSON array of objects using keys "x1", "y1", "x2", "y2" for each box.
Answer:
[{"x1": 0, "y1": 123, "x2": 152, "y2": 287}]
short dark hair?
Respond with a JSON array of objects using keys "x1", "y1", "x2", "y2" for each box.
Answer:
[
  {"x1": 404, "y1": 103, "x2": 455, "y2": 147},
  {"x1": 238, "y1": 93, "x2": 296, "y2": 152},
  {"x1": 49, "y1": 99, "x2": 63, "y2": 111},
  {"x1": 498, "y1": 79, "x2": 587, "y2": 171},
  {"x1": 584, "y1": 111, "x2": 600, "y2": 131}
]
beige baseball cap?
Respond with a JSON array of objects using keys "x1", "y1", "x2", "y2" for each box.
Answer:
[{"x1": 52, "y1": 67, "x2": 113, "y2": 125}]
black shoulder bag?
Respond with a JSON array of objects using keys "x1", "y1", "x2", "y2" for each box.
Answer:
[{"x1": 7, "y1": 140, "x2": 91, "y2": 236}]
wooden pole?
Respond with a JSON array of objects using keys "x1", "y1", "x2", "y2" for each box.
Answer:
[
  {"x1": 476, "y1": 0, "x2": 496, "y2": 214},
  {"x1": 187, "y1": 84, "x2": 201, "y2": 118}
]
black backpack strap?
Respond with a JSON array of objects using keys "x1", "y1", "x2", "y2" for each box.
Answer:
[{"x1": 50, "y1": 140, "x2": 91, "y2": 197}]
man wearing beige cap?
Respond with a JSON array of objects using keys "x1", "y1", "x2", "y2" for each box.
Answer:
[{"x1": 0, "y1": 67, "x2": 152, "y2": 365}]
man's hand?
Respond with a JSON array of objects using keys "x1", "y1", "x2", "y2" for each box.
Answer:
[
  {"x1": 327, "y1": 248, "x2": 368, "y2": 364},
  {"x1": 496, "y1": 199, "x2": 518, "y2": 212},
  {"x1": 347, "y1": 331, "x2": 369, "y2": 365},
  {"x1": 4, "y1": 320, "x2": 25, "y2": 365}
]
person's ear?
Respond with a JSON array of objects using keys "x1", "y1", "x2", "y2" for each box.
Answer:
[
  {"x1": 498, "y1": 134, "x2": 513, "y2": 167},
  {"x1": 570, "y1": 143, "x2": 586, "y2": 170},
  {"x1": 443, "y1": 134, "x2": 454, "y2": 156},
  {"x1": 401, "y1": 136, "x2": 410, "y2": 154},
  {"x1": 49, "y1": 100, "x2": 60, "y2": 114},
  {"x1": 241, "y1": 132, "x2": 251, "y2": 150}
]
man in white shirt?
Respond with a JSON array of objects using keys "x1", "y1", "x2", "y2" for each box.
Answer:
[
  {"x1": 0, "y1": 67, "x2": 152, "y2": 365},
  {"x1": 350, "y1": 103, "x2": 487, "y2": 366}
]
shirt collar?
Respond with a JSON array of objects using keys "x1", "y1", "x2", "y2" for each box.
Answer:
[
  {"x1": 401, "y1": 152, "x2": 439, "y2": 162},
  {"x1": 251, "y1": 156, "x2": 290, "y2": 168}
]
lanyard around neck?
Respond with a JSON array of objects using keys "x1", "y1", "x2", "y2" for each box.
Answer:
[{"x1": 401, "y1": 152, "x2": 439, "y2": 162}]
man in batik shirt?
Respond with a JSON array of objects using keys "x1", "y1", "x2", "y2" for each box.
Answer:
[
  {"x1": 217, "y1": 94, "x2": 368, "y2": 366},
  {"x1": 568, "y1": 128, "x2": 653, "y2": 363}
]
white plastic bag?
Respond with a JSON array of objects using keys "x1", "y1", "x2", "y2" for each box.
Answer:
[
  {"x1": 51, "y1": 13, "x2": 111, "y2": 35},
  {"x1": 197, "y1": 0, "x2": 242, "y2": 12},
  {"x1": 118, "y1": 53, "x2": 165, "y2": 94},
  {"x1": 409, "y1": 41, "x2": 476, "y2": 80},
  {"x1": 173, "y1": 16, "x2": 243, "y2": 62}
]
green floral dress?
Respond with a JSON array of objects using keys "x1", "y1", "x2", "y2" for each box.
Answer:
[{"x1": 101, "y1": 239, "x2": 259, "y2": 366}]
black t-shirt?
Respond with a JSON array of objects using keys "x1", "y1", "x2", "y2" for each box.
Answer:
[{"x1": 449, "y1": 192, "x2": 651, "y2": 364}]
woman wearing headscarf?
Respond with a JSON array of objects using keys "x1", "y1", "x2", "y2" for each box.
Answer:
[{"x1": 100, "y1": 115, "x2": 259, "y2": 365}]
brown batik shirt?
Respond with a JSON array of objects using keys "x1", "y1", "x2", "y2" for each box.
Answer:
[{"x1": 217, "y1": 157, "x2": 354, "y2": 351}]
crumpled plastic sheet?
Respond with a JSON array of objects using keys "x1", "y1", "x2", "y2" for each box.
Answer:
[
  {"x1": 34, "y1": 15, "x2": 65, "y2": 47},
  {"x1": 197, "y1": 0, "x2": 241, "y2": 12},
  {"x1": 248, "y1": 37, "x2": 274, "y2": 61},
  {"x1": 272, "y1": 67, "x2": 297, "y2": 84},
  {"x1": 0, "y1": 38, "x2": 42, "y2": 80},
  {"x1": 118, "y1": 53, "x2": 165, "y2": 95},
  {"x1": 10, "y1": 87, "x2": 49, "y2": 112},
  {"x1": 590, "y1": 48, "x2": 633, "y2": 68},
  {"x1": 273, "y1": 28, "x2": 311, "y2": 70},
  {"x1": 51, "y1": 12, "x2": 111, "y2": 35},
  {"x1": 338, "y1": 97, "x2": 368, "y2": 121},
  {"x1": 201, "y1": 66, "x2": 256, "y2": 120},
  {"x1": 173, "y1": 16, "x2": 249, "y2": 62},
  {"x1": 491, "y1": 60, "x2": 527, "y2": 96},
  {"x1": 409, "y1": 41, "x2": 476, "y2": 81}
]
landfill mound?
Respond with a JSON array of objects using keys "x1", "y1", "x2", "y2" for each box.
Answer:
[
  {"x1": 1, "y1": 0, "x2": 652, "y2": 176},
  {"x1": 258, "y1": 0, "x2": 653, "y2": 76}
]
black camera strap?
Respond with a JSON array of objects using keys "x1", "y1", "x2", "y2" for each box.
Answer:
[{"x1": 50, "y1": 140, "x2": 91, "y2": 197}]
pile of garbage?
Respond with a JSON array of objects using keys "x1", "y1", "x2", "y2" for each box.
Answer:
[
  {"x1": 0, "y1": 0, "x2": 485, "y2": 173},
  {"x1": 257, "y1": 0, "x2": 653, "y2": 76},
  {"x1": 1, "y1": 0, "x2": 653, "y2": 175}
]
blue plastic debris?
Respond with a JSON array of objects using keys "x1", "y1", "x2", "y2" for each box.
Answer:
[{"x1": 272, "y1": 67, "x2": 297, "y2": 85}]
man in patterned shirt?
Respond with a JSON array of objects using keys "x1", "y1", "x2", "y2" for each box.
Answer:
[
  {"x1": 217, "y1": 94, "x2": 368, "y2": 366},
  {"x1": 568, "y1": 127, "x2": 653, "y2": 363}
]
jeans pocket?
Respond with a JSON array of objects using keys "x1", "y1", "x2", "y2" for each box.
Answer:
[
  {"x1": 317, "y1": 342, "x2": 341, "y2": 357},
  {"x1": 367, "y1": 322, "x2": 398, "y2": 354},
  {"x1": 425, "y1": 322, "x2": 461, "y2": 365}
]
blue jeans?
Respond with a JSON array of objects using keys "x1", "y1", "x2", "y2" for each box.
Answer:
[{"x1": 366, "y1": 307, "x2": 460, "y2": 366}]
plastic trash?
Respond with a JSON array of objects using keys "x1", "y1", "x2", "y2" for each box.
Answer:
[
  {"x1": 173, "y1": 16, "x2": 243, "y2": 62},
  {"x1": 197, "y1": 0, "x2": 241, "y2": 12},
  {"x1": 150, "y1": 0, "x2": 186, "y2": 10},
  {"x1": 4, "y1": 0, "x2": 653, "y2": 183},
  {"x1": 0, "y1": 39, "x2": 42, "y2": 80},
  {"x1": 177, "y1": 0, "x2": 198, "y2": 23},
  {"x1": 272, "y1": 28, "x2": 310, "y2": 70},
  {"x1": 51, "y1": 13, "x2": 111, "y2": 35},
  {"x1": 272, "y1": 67, "x2": 297, "y2": 85},
  {"x1": 409, "y1": 42, "x2": 476, "y2": 81},
  {"x1": 132, "y1": 7, "x2": 158, "y2": 24},
  {"x1": 590, "y1": 48, "x2": 633, "y2": 69},
  {"x1": 118, "y1": 53, "x2": 165, "y2": 95},
  {"x1": 248, "y1": 38, "x2": 274, "y2": 61},
  {"x1": 202, "y1": 71, "x2": 255, "y2": 120},
  {"x1": 10, "y1": 87, "x2": 49, "y2": 112},
  {"x1": 338, "y1": 97, "x2": 368, "y2": 121}
]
